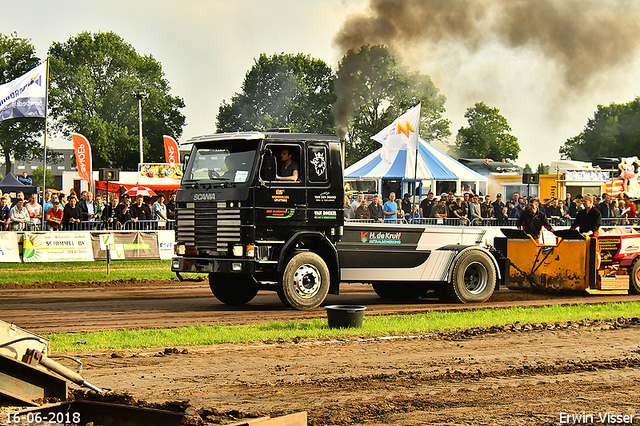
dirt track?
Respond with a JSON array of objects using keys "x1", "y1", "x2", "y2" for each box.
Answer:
[
  {"x1": 2, "y1": 281, "x2": 640, "y2": 425},
  {"x1": 3, "y1": 279, "x2": 640, "y2": 334}
]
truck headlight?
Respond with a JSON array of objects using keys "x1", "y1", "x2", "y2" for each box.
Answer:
[
  {"x1": 233, "y1": 244, "x2": 243, "y2": 257},
  {"x1": 245, "y1": 245, "x2": 255, "y2": 258}
]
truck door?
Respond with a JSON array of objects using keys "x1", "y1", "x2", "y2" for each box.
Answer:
[{"x1": 257, "y1": 143, "x2": 307, "y2": 231}]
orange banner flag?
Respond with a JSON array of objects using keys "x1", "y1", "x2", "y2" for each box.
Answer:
[
  {"x1": 72, "y1": 133, "x2": 92, "y2": 185},
  {"x1": 163, "y1": 135, "x2": 179, "y2": 165}
]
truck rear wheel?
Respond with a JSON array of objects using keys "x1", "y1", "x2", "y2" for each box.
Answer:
[
  {"x1": 447, "y1": 251, "x2": 496, "y2": 303},
  {"x1": 209, "y1": 273, "x2": 259, "y2": 305},
  {"x1": 278, "y1": 252, "x2": 330, "y2": 310},
  {"x1": 630, "y1": 260, "x2": 640, "y2": 294},
  {"x1": 372, "y1": 282, "x2": 425, "y2": 300}
]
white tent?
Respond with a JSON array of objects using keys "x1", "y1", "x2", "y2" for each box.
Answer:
[{"x1": 345, "y1": 138, "x2": 488, "y2": 196}]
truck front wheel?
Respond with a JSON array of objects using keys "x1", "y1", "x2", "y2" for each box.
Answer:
[
  {"x1": 278, "y1": 252, "x2": 330, "y2": 310},
  {"x1": 209, "y1": 273, "x2": 259, "y2": 305},
  {"x1": 447, "y1": 251, "x2": 496, "y2": 303},
  {"x1": 630, "y1": 260, "x2": 640, "y2": 294}
]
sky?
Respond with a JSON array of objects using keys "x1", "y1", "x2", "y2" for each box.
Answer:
[{"x1": 2, "y1": 0, "x2": 640, "y2": 168}]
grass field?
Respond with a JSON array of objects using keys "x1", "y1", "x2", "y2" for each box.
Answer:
[
  {"x1": 0, "y1": 260, "x2": 177, "y2": 284},
  {"x1": 47, "y1": 301, "x2": 640, "y2": 353}
]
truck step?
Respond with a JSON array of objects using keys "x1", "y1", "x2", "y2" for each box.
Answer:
[{"x1": 586, "y1": 288, "x2": 629, "y2": 295}]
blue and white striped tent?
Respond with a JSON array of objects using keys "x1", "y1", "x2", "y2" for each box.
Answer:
[{"x1": 344, "y1": 138, "x2": 487, "y2": 195}]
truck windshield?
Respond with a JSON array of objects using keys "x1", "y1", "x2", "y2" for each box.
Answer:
[{"x1": 184, "y1": 140, "x2": 258, "y2": 183}]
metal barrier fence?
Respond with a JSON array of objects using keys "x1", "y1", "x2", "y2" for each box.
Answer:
[
  {"x1": 346, "y1": 216, "x2": 638, "y2": 228},
  {"x1": 5, "y1": 220, "x2": 176, "y2": 232},
  {"x1": 6, "y1": 216, "x2": 637, "y2": 232}
]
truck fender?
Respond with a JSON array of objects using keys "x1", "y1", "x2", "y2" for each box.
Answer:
[
  {"x1": 277, "y1": 231, "x2": 341, "y2": 293},
  {"x1": 439, "y1": 245, "x2": 501, "y2": 282}
]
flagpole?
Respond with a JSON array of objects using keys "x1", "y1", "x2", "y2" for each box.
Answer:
[
  {"x1": 412, "y1": 103, "x2": 421, "y2": 213},
  {"x1": 41, "y1": 58, "x2": 50, "y2": 228}
]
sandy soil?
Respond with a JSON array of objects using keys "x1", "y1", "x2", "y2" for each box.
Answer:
[
  {"x1": 2, "y1": 281, "x2": 640, "y2": 425},
  {"x1": 75, "y1": 318, "x2": 640, "y2": 425}
]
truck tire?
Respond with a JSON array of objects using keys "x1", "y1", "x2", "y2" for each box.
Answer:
[
  {"x1": 278, "y1": 252, "x2": 330, "y2": 310},
  {"x1": 446, "y1": 250, "x2": 496, "y2": 303},
  {"x1": 209, "y1": 273, "x2": 259, "y2": 305},
  {"x1": 630, "y1": 260, "x2": 640, "y2": 294},
  {"x1": 372, "y1": 282, "x2": 425, "y2": 300}
]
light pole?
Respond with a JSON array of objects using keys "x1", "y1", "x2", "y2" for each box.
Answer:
[{"x1": 133, "y1": 90, "x2": 148, "y2": 165}]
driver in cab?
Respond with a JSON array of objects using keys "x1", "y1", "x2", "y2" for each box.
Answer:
[{"x1": 276, "y1": 147, "x2": 299, "y2": 181}]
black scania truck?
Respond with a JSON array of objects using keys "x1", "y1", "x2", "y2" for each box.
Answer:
[{"x1": 171, "y1": 131, "x2": 501, "y2": 310}]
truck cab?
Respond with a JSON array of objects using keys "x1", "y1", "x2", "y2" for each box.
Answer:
[{"x1": 172, "y1": 131, "x2": 344, "y2": 309}]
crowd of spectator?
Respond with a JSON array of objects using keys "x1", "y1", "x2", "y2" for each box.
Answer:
[
  {"x1": 344, "y1": 190, "x2": 639, "y2": 227},
  {"x1": 0, "y1": 182, "x2": 177, "y2": 232}
]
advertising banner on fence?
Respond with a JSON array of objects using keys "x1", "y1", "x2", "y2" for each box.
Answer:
[
  {"x1": 22, "y1": 232, "x2": 94, "y2": 263},
  {"x1": 0, "y1": 232, "x2": 21, "y2": 262},
  {"x1": 91, "y1": 232, "x2": 160, "y2": 260},
  {"x1": 157, "y1": 230, "x2": 175, "y2": 260}
]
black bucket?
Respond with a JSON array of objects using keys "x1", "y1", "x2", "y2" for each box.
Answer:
[{"x1": 325, "y1": 305, "x2": 367, "y2": 329}]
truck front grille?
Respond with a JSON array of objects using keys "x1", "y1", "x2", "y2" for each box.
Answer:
[{"x1": 176, "y1": 202, "x2": 241, "y2": 255}]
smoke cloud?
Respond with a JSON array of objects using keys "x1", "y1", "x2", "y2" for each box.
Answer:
[
  {"x1": 333, "y1": 0, "x2": 640, "y2": 140},
  {"x1": 335, "y1": 0, "x2": 640, "y2": 85}
]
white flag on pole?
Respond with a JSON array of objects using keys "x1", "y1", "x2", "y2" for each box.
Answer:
[
  {"x1": 0, "y1": 62, "x2": 47, "y2": 122},
  {"x1": 371, "y1": 103, "x2": 421, "y2": 163}
]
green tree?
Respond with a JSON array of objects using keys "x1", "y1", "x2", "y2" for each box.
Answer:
[
  {"x1": 0, "y1": 33, "x2": 46, "y2": 175},
  {"x1": 334, "y1": 45, "x2": 450, "y2": 166},
  {"x1": 560, "y1": 97, "x2": 640, "y2": 160},
  {"x1": 523, "y1": 163, "x2": 533, "y2": 173},
  {"x1": 48, "y1": 31, "x2": 186, "y2": 171},
  {"x1": 216, "y1": 53, "x2": 336, "y2": 134},
  {"x1": 536, "y1": 163, "x2": 550, "y2": 174},
  {"x1": 455, "y1": 102, "x2": 520, "y2": 161},
  {"x1": 31, "y1": 166, "x2": 55, "y2": 189}
]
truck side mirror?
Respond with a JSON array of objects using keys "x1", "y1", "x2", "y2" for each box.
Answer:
[{"x1": 262, "y1": 154, "x2": 277, "y2": 181}]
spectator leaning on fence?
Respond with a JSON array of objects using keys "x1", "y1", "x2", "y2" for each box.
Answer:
[
  {"x1": 10, "y1": 198, "x2": 30, "y2": 231},
  {"x1": 452, "y1": 197, "x2": 467, "y2": 224},
  {"x1": 481, "y1": 196, "x2": 494, "y2": 220},
  {"x1": 350, "y1": 192, "x2": 364, "y2": 212},
  {"x1": 343, "y1": 195, "x2": 354, "y2": 221},
  {"x1": 546, "y1": 198, "x2": 562, "y2": 219},
  {"x1": 469, "y1": 194, "x2": 482, "y2": 223},
  {"x1": 116, "y1": 194, "x2": 132, "y2": 225},
  {"x1": 0, "y1": 197, "x2": 10, "y2": 230},
  {"x1": 430, "y1": 197, "x2": 448, "y2": 219},
  {"x1": 26, "y1": 194, "x2": 42, "y2": 229},
  {"x1": 369, "y1": 194, "x2": 383, "y2": 223},
  {"x1": 62, "y1": 196, "x2": 82, "y2": 230},
  {"x1": 623, "y1": 194, "x2": 636, "y2": 220},
  {"x1": 166, "y1": 193, "x2": 176, "y2": 221},
  {"x1": 597, "y1": 193, "x2": 613, "y2": 219},
  {"x1": 383, "y1": 192, "x2": 398, "y2": 221},
  {"x1": 355, "y1": 198, "x2": 371, "y2": 220},
  {"x1": 419, "y1": 192, "x2": 435, "y2": 218},
  {"x1": 512, "y1": 192, "x2": 520, "y2": 208},
  {"x1": 131, "y1": 194, "x2": 152, "y2": 225},
  {"x1": 152, "y1": 194, "x2": 168, "y2": 221},
  {"x1": 401, "y1": 193, "x2": 412, "y2": 221},
  {"x1": 102, "y1": 196, "x2": 120, "y2": 228},
  {"x1": 46, "y1": 200, "x2": 64, "y2": 231},
  {"x1": 79, "y1": 192, "x2": 102, "y2": 223}
]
